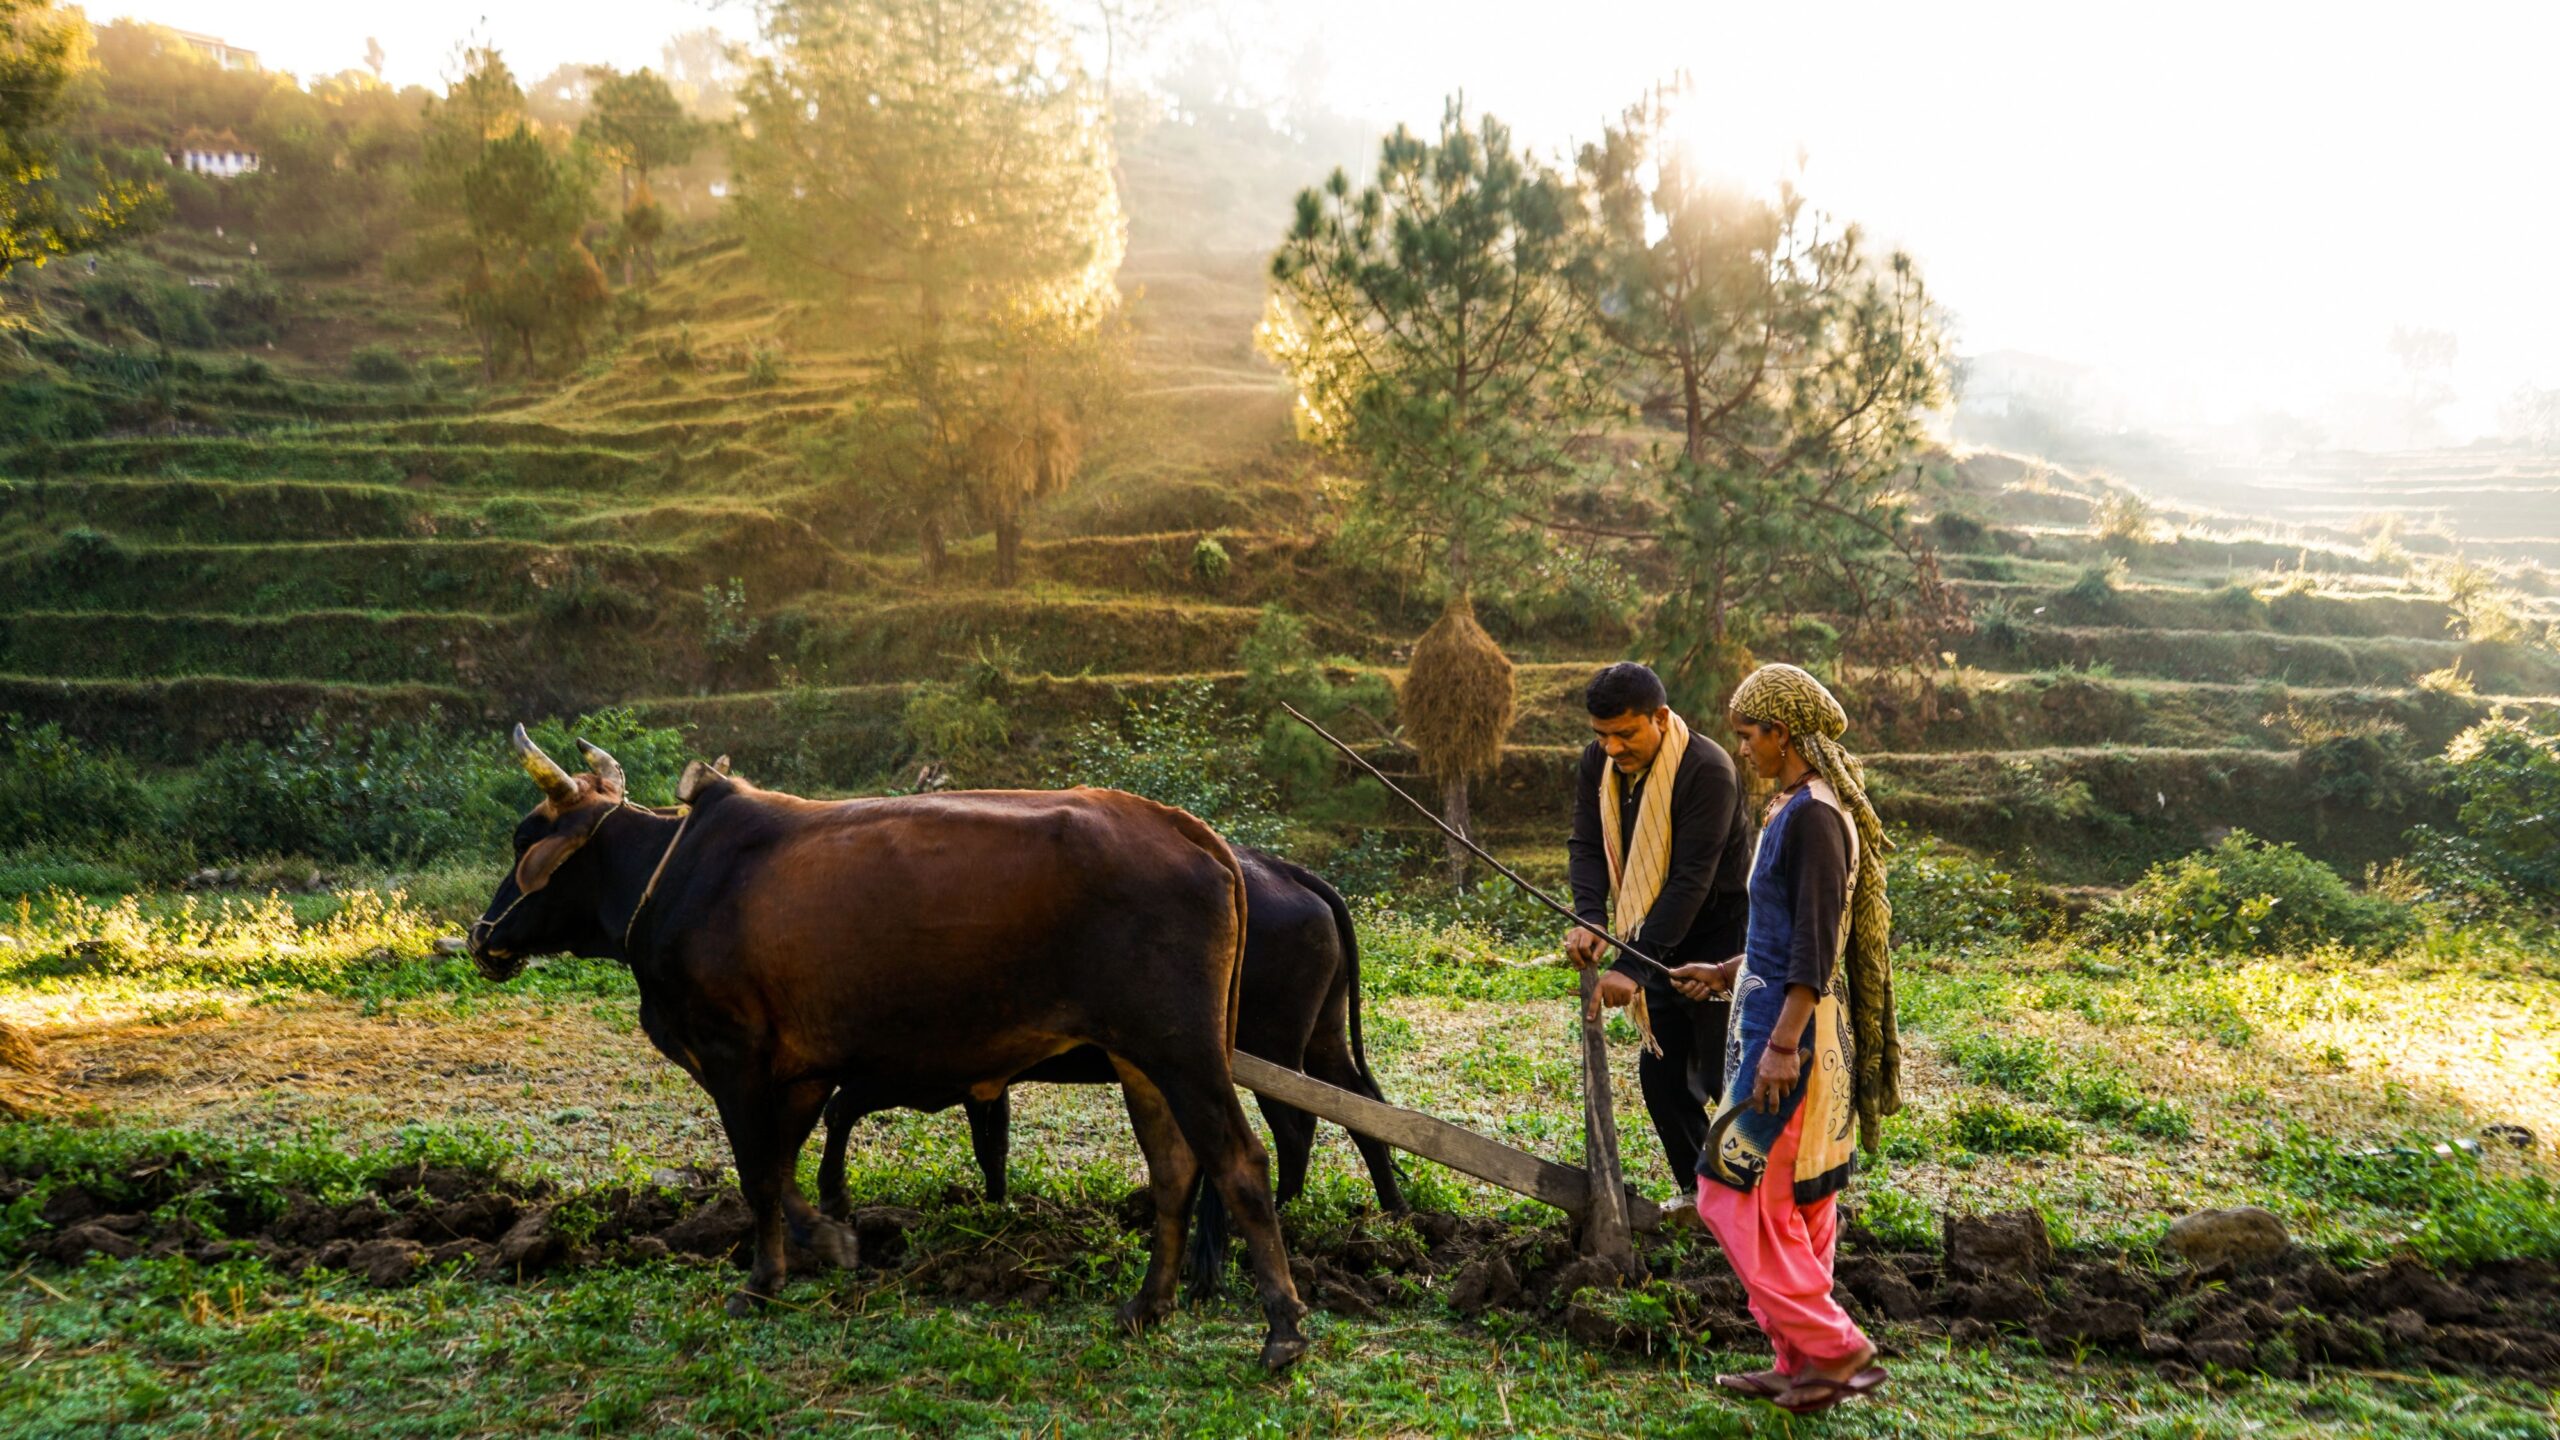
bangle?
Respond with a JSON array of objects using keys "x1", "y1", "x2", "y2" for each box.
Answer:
[{"x1": 1766, "y1": 1041, "x2": 1799, "y2": 1056}]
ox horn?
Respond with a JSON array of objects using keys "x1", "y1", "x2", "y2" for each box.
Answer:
[
  {"x1": 575, "y1": 738, "x2": 627, "y2": 797},
  {"x1": 512, "y1": 724, "x2": 580, "y2": 802}
]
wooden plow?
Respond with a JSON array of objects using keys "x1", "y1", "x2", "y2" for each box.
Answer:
[
  {"x1": 1245, "y1": 705, "x2": 1668, "y2": 1267},
  {"x1": 1229, "y1": 967, "x2": 1657, "y2": 1263}
]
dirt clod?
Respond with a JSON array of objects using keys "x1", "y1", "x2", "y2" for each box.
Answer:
[
  {"x1": 1944, "y1": 1210, "x2": 2053, "y2": 1280},
  {"x1": 2164, "y1": 1206, "x2": 2289, "y2": 1271}
]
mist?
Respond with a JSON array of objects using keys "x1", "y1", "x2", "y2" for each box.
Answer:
[{"x1": 131, "y1": 0, "x2": 2560, "y2": 458}]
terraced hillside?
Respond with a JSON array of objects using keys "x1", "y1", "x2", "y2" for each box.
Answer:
[{"x1": 3, "y1": 235, "x2": 2554, "y2": 886}]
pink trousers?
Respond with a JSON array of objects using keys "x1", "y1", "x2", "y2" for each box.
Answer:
[{"x1": 1694, "y1": 1106, "x2": 1871, "y2": 1375}]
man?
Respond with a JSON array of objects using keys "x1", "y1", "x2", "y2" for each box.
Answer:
[{"x1": 1563, "y1": 661, "x2": 1752, "y2": 1201}]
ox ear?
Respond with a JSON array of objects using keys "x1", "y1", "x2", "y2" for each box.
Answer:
[{"x1": 513, "y1": 805, "x2": 607, "y2": 896}]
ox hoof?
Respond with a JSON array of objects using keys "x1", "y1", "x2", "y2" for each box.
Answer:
[
  {"x1": 1116, "y1": 1296, "x2": 1172, "y2": 1335},
  {"x1": 1260, "y1": 1335, "x2": 1310, "y2": 1372},
  {"x1": 725, "y1": 1288, "x2": 769, "y2": 1319}
]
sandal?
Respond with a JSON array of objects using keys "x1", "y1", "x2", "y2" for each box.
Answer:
[
  {"x1": 1772, "y1": 1365, "x2": 1887, "y2": 1415},
  {"x1": 1713, "y1": 1370, "x2": 1790, "y2": 1400}
]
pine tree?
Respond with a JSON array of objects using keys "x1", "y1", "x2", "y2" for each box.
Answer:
[
  {"x1": 1575, "y1": 88, "x2": 1959, "y2": 713},
  {"x1": 407, "y1": 48, "x2": 600, "y2": 378},
  {"x1": 734, "y1": 0, "x2": 1123, "y2": 580},
  {"x1": 1262, "y1": 99, "x2": 1602, "y2": 875},
  {"x1": 580, "y1": 68, "x2": 701, "y2": 284}
]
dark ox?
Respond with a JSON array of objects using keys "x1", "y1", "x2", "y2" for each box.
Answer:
[
  {"x1": 467, "y1": 728, "x2": 1310, "y2": 1369},
  {"x1": 817, "y1": 847, "x2": 1405, "y2": 1292}
]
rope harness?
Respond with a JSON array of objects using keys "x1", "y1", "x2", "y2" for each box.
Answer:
[{"x1": 469, "y1": 794, "x2": 691, "y2": 960}]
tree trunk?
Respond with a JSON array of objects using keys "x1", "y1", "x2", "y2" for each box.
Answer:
[
  {"x1": 994, "y1": 504, "x2": 1021, "y2": 587},
  {"x1": 1440, "y1": 773, "x2": 1472, "y2": 889},
  {"x1": 620, "y1": 168, "x2": 634, "y2": 289},
  {"x1": 920, "y1": 514, "x2": 947, "y2": 583}
]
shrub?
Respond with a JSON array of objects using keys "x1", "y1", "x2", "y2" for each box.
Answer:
[
  {"x1": 1970, "y1": 596, "x2": 2026, "y2": 650},
  {"x1": 1048, "y1": 683, "x2": 1285, "y2": 852},
  {"x1": 2406, "y1": 717, "x2": 2559, "y2": 918},
  {"x1": 0, "y1": 381, "x2": 105, "y2": 441},
  {"x1": 78, "y1": 256, "x2": 214, "y2": 346},
  {"x1": 186, "y1": 710, "x2": 688, "y2": 865},
  {"x1": 1949, "y1": 1099, "x2": 2074, "y2": 1155},
  {"x1": 1887, "y1": 836, "x2": 2058, "y2": 952},
  {"x1": 2060, "y1": 559, "x2": 2125, "y2": 613},
  {"x1": 745, "y1": 346, "x2": 784, "y2": 386},
  {"x1": 900, "y1": 683, "x2": 1010, "y2": 772},
  {"x1": 207, "y1": 265, "x2": 287, "y2": 343},
  {"x1": 2094, "y1": 830, "x2": 2416, "y2": 956},
  {"x1": 1190, "y1": 534, "x2": 1231, "y2": 589},
  {"x1": 0, "y1": 717, "x2": 157, "y2": 852},
  {"x1": 2091, "y1": 490, "x2": 2157, "y2": 547},
  {"x1": 188, "y1": 721, "x2": 487, "y2": 865},
  {"x1": 350, "y1": 344, "x2": 416, "y2": 385},
  {"x1": 699, "y1": 578, "x2": 757, "y2": 664}
]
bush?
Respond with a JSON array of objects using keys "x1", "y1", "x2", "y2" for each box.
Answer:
[
  {"x1": 1949, "y1": 1099, "x2": 2075, "y2": 1155},
  {"x1": 0, "y1": 717, "x2": 158, "y2": 852},
  {"x1": 0, "y1": 381, "x2": 105, "y2": 441},
  {"x1": 1887, "y1": 836, "x2": 2059, "y2": 952},
  {"x1": 900, "y1": 683, "x2": 1009, "y2": 772},
  {"x1": 1048, "y1": 683, "x2": 1285, "y2": 852},
  {"x1": 1190, "y1": 535, "x2": 1231, "y2": 589},
  {"x1": 207, "y1": 265, "x2": 287, "y2": 343},
  {"x1": 186, "y1": 710, "x2": 689, "y2": 866},
  {"x1": 2094, "y1": 830, "x2": 2416, "y2": 955},
  {"x1": 350, "y1": 344, "x2": 416, "y2": 385},
  {"x1": 2406, "y1": 718, "x2": 2560, "y2": 918},
  {"x1": 78, "y1": 255, "x2": 215, "y2": 347}
]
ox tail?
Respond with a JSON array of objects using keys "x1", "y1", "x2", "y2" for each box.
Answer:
[
  {"x1": 1176, "y1": 811, "x2": 1249, "y2": 1301},
  {"x1": 1306, "y1": 865, "x2": 1381, "y2": 1095}
]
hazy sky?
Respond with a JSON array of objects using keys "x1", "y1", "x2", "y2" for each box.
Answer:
[{"x1": 115, "y1": 0, "x2": 2560, "y2": 438}]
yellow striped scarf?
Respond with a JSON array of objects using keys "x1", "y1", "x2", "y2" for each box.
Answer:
[{"x1": 1596, "y1": 709, "x2": 1692, "y2": 1056}]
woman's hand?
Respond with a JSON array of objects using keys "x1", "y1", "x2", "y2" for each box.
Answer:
[
  {"x1": 1750, "y1": 1043, "x2": 1804, "y2": 1114},
  {"x1": 1667, "y1": 959, "x2": 1738, "y2": 1002}
]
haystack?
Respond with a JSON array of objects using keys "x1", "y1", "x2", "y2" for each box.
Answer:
[
  {"x1": 1399, "y1": 595, "x2": 1515, "y2": 882},
  {"x1": 0, "y1": 1018, "x2": 59, "y2": 1119}
]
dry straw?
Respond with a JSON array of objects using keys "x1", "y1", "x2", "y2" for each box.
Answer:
[
  {"x1": 0, "y1": 1019, "x2": 60, "y2": 1119},
  {"x1": 1400, "y1": 595, "x2": 1516, "y2": 783}
]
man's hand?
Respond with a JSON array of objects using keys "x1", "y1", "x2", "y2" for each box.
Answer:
[
  {"x1": 1562, "y1": 926, "x2": 1613, "y2": 970},
  {"x1": 1586, "y1": 968, "x2": 1640, "y2": 1022},
  {"x1": 1750, "y1": 1044, "x2": 1805, "y2": 1114},
  {"x1": 1667, "y1": 959, "x2": 1738, "y2": 1002}
]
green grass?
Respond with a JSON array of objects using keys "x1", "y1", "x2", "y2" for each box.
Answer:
[{"x1": 6, "y1": 1259, "x2": 2551, "y2": 1438}]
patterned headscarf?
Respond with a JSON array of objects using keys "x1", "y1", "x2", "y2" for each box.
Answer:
[{"x1": 1729, "y1": 663, "x2": 1901, "y2": 1151}]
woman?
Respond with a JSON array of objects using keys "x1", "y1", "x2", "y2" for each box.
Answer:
[{"x1": 1665, "y1": 664, "x2": 1902, "y2": 1417}]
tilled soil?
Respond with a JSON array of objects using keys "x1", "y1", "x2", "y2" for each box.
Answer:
[{"x1": 16, "y1": 1154, "x2": 2558, "y2": 1380}]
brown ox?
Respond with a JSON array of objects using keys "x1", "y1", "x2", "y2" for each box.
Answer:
[{"x1": 466, "y1": 728, "x2": 1309, "y2": 1369}]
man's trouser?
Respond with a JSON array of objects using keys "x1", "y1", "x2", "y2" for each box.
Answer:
[{"x1": 1631, "y1": 899, "x2": 1746, "y2": 1189}]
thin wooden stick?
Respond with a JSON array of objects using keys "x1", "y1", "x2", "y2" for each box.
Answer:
[{"x1": 1277, "y1": 702, "x2": 1673, "y2": 979}]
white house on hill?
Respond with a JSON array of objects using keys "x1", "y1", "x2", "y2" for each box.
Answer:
[
  {"x1": 168, "y1": 128, "x2": 259, "y2": 179},
  {"x1": 168, "y1": 29, "x2": 259, "y2": 71}
]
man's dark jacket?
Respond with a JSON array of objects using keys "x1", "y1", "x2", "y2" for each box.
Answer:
[{"x1": 1566, "y1": 734, "x2": 1752, "y2": 981}]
